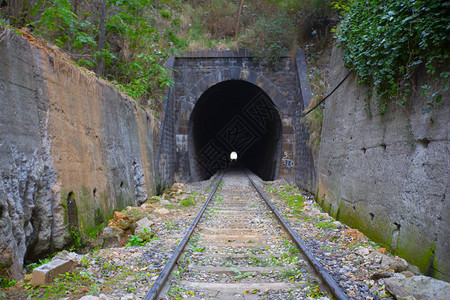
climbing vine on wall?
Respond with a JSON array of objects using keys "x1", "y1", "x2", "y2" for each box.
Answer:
[{"x1": 334, "y1": 0, "x2": 449, "y2": 114}]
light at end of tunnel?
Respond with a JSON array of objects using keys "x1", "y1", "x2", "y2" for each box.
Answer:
[{"x1": 230, "y1": 151, "x2": 238, "y2": 160}]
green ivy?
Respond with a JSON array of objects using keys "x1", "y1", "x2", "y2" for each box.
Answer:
[{"x1": 335, "y1": 0, "x2": 449, "y2": 114}]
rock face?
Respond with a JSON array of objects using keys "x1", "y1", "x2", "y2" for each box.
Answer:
[
  {"x1": 384, "y1": 275, "x2": 450, "y2": 300},
  {"x1": 101, "y1": 226, "x2": 126, "y2": 248},
  {"x1": 0, "y1": 27, "x2": 158, "y2": 279},
  {"x1": 133, "y1": 217, "x2": 154, "y2": 241},
  {"x1": 317, "y1": 45, "x2": 449, "y2": 280}
]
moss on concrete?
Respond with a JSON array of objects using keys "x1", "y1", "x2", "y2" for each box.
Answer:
[
  {"x1": 316, "y1": 187, "x2": 440, "y2": 277},
  {"x1": 61, "y1": 185, "x2": 137, "y2": 239},
  {"x1": 396, "y1": 226, "x2": 436, "y2": 276}
]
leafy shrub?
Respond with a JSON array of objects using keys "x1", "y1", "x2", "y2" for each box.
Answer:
[
  {"x1": 0, "y1": 278, "x2": 16, "y2": 289},
  {"x1": 104, "y1": 0, "x2": 178, "y2": 105},
  {"x1": 335, "y1": 0, "x2": 450, "y2": 114},
  {"x1": 282, "y1": 0, "x2": 336, "y2": 44},
  {"x1": 126, "y1": 235, "x2": 144, "y2": 247},
  {"x1": 202, "y1": 0, "x2": 236, "y2": 38},
  {"x1": 69, "y1": 227, "x2": 83, "y2": 251},
  {"x1": 155, "y1": 177, "x2": 169, "y2": 196},
  {"x1": 31, "y1": 0, "x2": 97, "y2": 51},
  {"x1": 180, "y1": 193, "x2": 196, "y2": 207},
  {"x1": 3, "y1": 0, "x2": 182, "y2": 108},
  {"x1": 242, "y1": 12, "x2": 296, "y2": 66},
  {"x1": 26, "y1": 257, "x2": 53, "y2": 272}
]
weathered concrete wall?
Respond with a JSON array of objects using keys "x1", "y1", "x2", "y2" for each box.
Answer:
[
  {"x1": 156, "y1": 50, "x2": 315, "y2": 190},
  {"x1": 317, "y1": 45, "x2": 449, "y2": 281},
  {"x1": 0, "y1": 28, "x2": 157, "y2": 279}
]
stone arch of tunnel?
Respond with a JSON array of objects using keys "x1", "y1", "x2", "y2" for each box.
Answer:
[
  {"x1": 156, "y1": 51, "x2": 316, "y2": 190},
  {"x1": 187, "y1": 80, "x2": 282, "y2": 181}
]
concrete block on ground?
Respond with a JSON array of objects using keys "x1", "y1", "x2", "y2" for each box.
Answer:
[{"x1": 31, "y1": 259, "x2": 73, "y2": 285}]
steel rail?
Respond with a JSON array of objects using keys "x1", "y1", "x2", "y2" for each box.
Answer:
[
  {"x1": 246, "y1": 171, "x2": 349, "y2": 300},
  {"x1": 143, "y1": 171, "x2": 225, "y2": 300}
]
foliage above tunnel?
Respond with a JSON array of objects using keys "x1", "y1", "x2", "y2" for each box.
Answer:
[
  {"x1": 0, "y1": 0, "x2": 337, "y2": 110},
  {"x1": 334, "y1": 0, "x2": 449, "y2": 114},
  {"x1": 1, "y1": 0, "x2": 181, "y2": 109}
]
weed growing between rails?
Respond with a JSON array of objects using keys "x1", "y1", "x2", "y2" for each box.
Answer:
[{"x1": 157, "y1": 173, "x2": 334, "y2": 299}]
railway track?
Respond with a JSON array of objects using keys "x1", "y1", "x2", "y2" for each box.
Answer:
[{"x1": 145, "y1": 168, "x2": 348, "y2": 300}]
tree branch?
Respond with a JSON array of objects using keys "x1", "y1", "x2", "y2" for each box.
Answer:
[{"x1": 235, "y1": 0, "x2": 245, "y2": 40}]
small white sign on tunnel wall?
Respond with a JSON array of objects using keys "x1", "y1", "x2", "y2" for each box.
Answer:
[{"x1": 176, "y1": 134, "x2": 188, "y2": 153}]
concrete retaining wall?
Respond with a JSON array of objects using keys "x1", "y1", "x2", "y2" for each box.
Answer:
[
  {"x1": 0, "y1": 27, "x2": 157, "y2": 279},
  {"x1": 317, "y1": 45, "x2": 449, "y2": 281}
]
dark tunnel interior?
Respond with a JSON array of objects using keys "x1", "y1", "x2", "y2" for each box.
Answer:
[{"x1": 189, "y1": 80, "x2": 282, "y2": 181}]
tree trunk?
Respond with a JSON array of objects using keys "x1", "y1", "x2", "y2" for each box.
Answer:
[
  {"x1": 96, "y1": 0, "x2": 107, "y2": 76},
  {"x1": 235, "y1": 0, "x2": 245, "y2": 40},
  {"x1": 2, "y1": 0, "x2": 39, "y2": 26},
  {"x1": 10, "y1": 0, "x2": 22, "y2": 23},
  {"x1": 71, "y1": 0, "x2": 79, "y2": 14}
]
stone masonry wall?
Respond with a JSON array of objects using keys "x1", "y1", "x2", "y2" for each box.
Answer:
[
  {"x1": 156, "y1": 50, "x2": 315, "y2": 191},
  {"x1": 0, "y1": 28, "x2": 157, "y2": 279},
  {"x1": 317, "y1": 45, "x2": 449, "y2": 281}
]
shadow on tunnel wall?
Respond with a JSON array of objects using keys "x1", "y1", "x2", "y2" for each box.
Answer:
[{"x1": 188, "y1": 80, "x2": 282, "y2": 181}]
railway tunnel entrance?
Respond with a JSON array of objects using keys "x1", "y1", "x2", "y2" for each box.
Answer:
[
  {"x1": 156, "y1": 50, "x2": 315, "y2": 190},
  {"x1": 188, "y1": 80, "x2": 282, "y2": 181}
]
